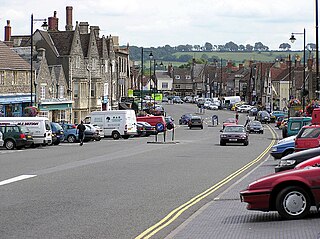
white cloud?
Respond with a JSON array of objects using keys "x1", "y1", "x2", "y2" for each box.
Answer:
[{"x1": 0, "y1": 0, "x2": 317, "y2": 50}]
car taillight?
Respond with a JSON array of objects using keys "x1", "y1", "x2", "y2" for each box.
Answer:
[{"x1": 20, "y1": 133, "x2": 26, "y2": 139}]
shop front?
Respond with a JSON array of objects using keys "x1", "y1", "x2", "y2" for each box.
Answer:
[
  {"x1": 0, "y1": 94, "x2": 33, "y2": 117},
  {"x1": 38, "y1": 99, "x2": 73, "y2": 123}
]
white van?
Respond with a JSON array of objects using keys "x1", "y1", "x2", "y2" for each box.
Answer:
[
  {"x1": 0, "y1": 117, "x2": 52, "y2": 146},
  {"x1": 84, "y1": 110, "x2": 137, "y2": 140}
]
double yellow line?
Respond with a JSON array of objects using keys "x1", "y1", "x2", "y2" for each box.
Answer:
[{"x1": 136, "y1": 125, "x2": 277, "y2": 239}]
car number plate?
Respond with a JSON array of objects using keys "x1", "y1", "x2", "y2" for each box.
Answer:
[{"x1": 229, "y1": 139, "x2": 237, "y2": 141}]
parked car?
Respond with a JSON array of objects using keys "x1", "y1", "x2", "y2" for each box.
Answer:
[
  {"x1": 274, "y1": 147, "x2": 320, "y2": 172},
  {"x1": 294, "y1": 124, "x2": 320, "y2": 151},
  {"x1": 220, "y1": 125, "x2": 249, "y2": 146},
  {"x1": 173, "y1": 96, "x2": 183, "y2": 104},
  {"x1": 84, "y1": 124, "x2": 102, "y2": 141},
  {"x1": 179, "y1": 113, "x2": 193, "y2": 125},
  {"x1": 208, "y1": 102, "x2": 219, "y2": 110},
  {"x1": 50, "y1": 122, "x2": 65, "y2": 145},
  {"x1": 270, "y1": 135, "x2": 295, "y2": 159},
  {"x1": 0, "y1": 124, "x2": 33, "y2": 150},
  {"x1": 188, "y1": 116, "x2": 203, "y2": 129},
  {"x1": 162, "y1": 97, "x2": 169, "y2": 103},
  {"x1": 270, "y1": 111, "x2": 287, "y2": 123},
  {"x1": 137, "y1": 121, "x2": 157, "y2": 136},
  {"x1": 136, "y1": 115, "x2": 166, "y2": 132},
  {"x1": 236, "y1": 104, "x2": 252, "y2": 113},
  {"x1": 240, "y1": 166, "x2": 320, "y2": 219},
  {"x1": 256, "y1": 110, "x2": 270, "y2": 123},
  {"x1": 246, "y1": 120, "x2": 263, "y2": 134},
  {"x1": 295, "y1": 155, "x2": 320, "y2": 169},
  {"x1": 275, "y1": 115, "x2": 285, "y2": 128},
  {"x1": 249, "y1": 107, "x2": 258, "y2": 116},
  {"x1": 136, "y1": 122, "x2": 147, "y2": 137},
  {"x1": 222, "y1": 118, "x2": 237, "y2": 129},
  {"x1": 282, "y1": 117, "x2": 312, "y2": 138},
  {"x1": 0, "y1": 131, "x2": 3, "y2": 147}
]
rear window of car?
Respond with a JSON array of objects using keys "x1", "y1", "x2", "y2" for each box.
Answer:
[
  {"x1": 225, "y1": 126, "x2": 245, "y2": 132},
  {"x1": 290, "y1": 122, "x2": 301, "y2": 131},
  {"x1": 298, "y1": 127, "x2": 320, "y2": 138}
]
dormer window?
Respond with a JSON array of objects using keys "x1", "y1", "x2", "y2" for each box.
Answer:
[{"x1": 175, "y1": 75, "x2": 180, "y2": 80}]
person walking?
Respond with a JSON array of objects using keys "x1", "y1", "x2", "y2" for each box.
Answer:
[
  {"x1": 244, "y1": 114, "x2": 250, "y2": 127},
  {"x1": 235, "y1": 110, "x2": 239, "y2": 124},
  {"x1": 77, "y1": 121, "x2": 86, "y2": 146}
]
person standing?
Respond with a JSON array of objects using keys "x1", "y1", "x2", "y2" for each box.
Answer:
[{"x1": 77, "y1": 121, "x2": 86, "y2": 146}]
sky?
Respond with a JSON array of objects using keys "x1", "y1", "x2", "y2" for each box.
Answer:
[{"x1": 0, "y1": 0, "x2": 317, "y2": 50}]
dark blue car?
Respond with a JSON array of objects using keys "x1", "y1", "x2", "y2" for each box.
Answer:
[
  {"x1": 270, "y1": 135, "x2": 295, "y2": 159},
  {"x1": 179, "y1": 113, "x2": 193, "y2": 125}
]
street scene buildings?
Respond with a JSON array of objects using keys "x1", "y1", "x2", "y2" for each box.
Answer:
[{"x1": 0, "y1": 5, "x2": 318, "y2": 121}]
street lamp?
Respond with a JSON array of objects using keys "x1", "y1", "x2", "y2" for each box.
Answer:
[
  {"x1": 290, "y1": 28, "x2": 306, "y2": 111},
  {"x1": 152, "y1": 60, "x2": 163, "y2": 106},
  {"x1": 140, "y1": 48, "x2": 153, "y2": 111},
  {"x1": 30, "y1": 14, "x2": 48, "y2": 106}
]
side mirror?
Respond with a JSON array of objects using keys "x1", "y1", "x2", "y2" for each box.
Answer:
[{"x1": 220, "y1": 129, "x2": 223, "y2": 132}]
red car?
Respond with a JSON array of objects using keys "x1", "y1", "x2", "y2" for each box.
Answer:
[
  {"x1": 240, "y1": 167, "x2": 320, "y2": 219},
  {"x1": 295, "y1": 155, "x2": 320, "y2": 169},
  {"x1": 294, "y1": 124, "x2": 320, "y2": 151},
  {"x1": 222, "y1": 118, "x2": 237, "y2": 129}
]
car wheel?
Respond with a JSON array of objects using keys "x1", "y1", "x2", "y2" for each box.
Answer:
[
  {"x1": 112, "y1": 131, "x2": 121, "y2": 140},
  {"x1": 5, "y1": 139, "x2": 15, "y2": 150},
  {"x1": 201, "y1": 126, "x2": 203, "y2": 129},
  {"x1": 220, "y1": 140, "x2": 226, "y2": 146},
  {"x1": 95, "y1": 137, "x2": 101, "y2": 141},
  {"x1": 67, "y1": 135, "x2": 76, "y2": 143},
  {"x1": 282, "y1": 149, "x2": 294, "y2": 157},
  {"x1": 244, "y1": 140, "x2": 249, "y2": 146},
  {"x1": 275, "y1": 186, "x2": 311, "y2": 220}
]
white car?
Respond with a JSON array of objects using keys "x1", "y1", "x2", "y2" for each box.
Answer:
[
  {"x1": 236, "y1": 104, "x2": 252, "y2": 113},
  {"x1": 204, "y1": 101, "x2": 212, "y2": 109},
  {"x1": 0, "y1": 131, "x2": 3, "y2": 147},
  {"x1": 208, "y1": 102, "x2": 219, "y2": 110}
]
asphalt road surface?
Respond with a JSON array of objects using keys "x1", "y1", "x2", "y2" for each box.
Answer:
[{"x1": 0, "y1": 103, "x2": 274, "y2": 239}]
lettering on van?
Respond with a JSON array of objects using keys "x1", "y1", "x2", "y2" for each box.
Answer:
[
  {"x1": 106, "y1": 116, "x2": 122, "y2": 123},
  {"x1": 17, "y1": 122, "x2": 39, "y2": 126}
]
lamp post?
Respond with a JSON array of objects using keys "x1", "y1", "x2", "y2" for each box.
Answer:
[
  {"x1": 290, "y1": 28, "x2": 306, "y2": 111},
  {"x1": 316, "y1": 0, "x2": 319, "y2": 95},
  {"x1": 30, "y1": 14, "x2": 48, "y2": 107},
  {"x1": 140, "y1": 48, "x2": 153, "y2": 111},
  {"x1": 220, "y1": 58, "x2": 223, "y2": 97},
  {"x1": 152, "y1": 60, "x2": 163, "y2": 107}
]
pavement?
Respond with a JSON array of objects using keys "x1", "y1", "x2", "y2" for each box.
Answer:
[{"x1": 165, "y1": 132, "x2": 320, "y2": 239}]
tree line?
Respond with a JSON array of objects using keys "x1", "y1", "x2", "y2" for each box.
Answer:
[{"x1": 128, "y1": 41, "x2": 316, "y2": 63}]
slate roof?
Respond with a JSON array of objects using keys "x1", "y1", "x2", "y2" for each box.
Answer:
[
  {"x1": 49, "y1": 31, "x2": 74, "y2": 56},
  {"x1": 0, "y1": 41, "x2": 30, "y2": 70},
  {"x1": 80, "y1": 34, "x2": 90, "y2": 57}
]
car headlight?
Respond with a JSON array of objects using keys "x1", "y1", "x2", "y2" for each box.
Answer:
[
  {"x1": 279, "y1": 160, "x2": 296, "y2": 166},
  {"x1": 240, "y1": 135, "x2": 247, "y2": 139},
  {"x1": 220, "y1": 135, "x2": 227, "y2": 138},
  {"x1": 271, "y1": 146, "x2": 277, "y2": 152}
]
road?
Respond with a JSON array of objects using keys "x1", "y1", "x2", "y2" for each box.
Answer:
[{"x1": 0, "y1": 103, "x2": 273, "y2": 239}]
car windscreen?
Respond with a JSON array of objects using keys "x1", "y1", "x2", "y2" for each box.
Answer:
[{"x1": 19, "y1": 125, "x2": 30, "y2": 133}]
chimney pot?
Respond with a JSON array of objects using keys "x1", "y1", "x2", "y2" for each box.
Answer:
[{"x1": 4, "y1": 20, "x2": 11, "y2": 42}]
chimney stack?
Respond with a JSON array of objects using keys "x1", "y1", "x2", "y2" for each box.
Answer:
[
  {"x1": 48, "y1": 11, "x2": 59, "y2": 31},
  {"x1": 65, "y1": 6, "x2": 73, "y2": 31},
  {"x1": 79, "y1": 22, "x2": 89, "y2": 34},
  {"x1": 90, "y1": 26, "x2": 100, "y2": 38},
  {"x1": 4, "y1": 20, "x2": 11, "y2": 42}
]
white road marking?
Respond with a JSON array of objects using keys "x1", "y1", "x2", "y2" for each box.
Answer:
[{"x1": 0, "y1": 175, "x2": 37, "y2": 186}]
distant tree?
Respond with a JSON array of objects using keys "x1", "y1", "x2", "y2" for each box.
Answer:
[
  {"x1": 225, "y1": 41, "x2": 239, "y2": 51},
  {"x1": 254, "y1": 42, "x2": 269, "y2": 51},
  {"x1": 279, "y1": 43, "x2": 291, "y2": 51},
  {"x1": 204, "y1": 42, "x2": 213, "y2": 51},
  {"x1": 176, "y1": 45, "x2": 190, "y2": 52},
  {"x1": 217, "y1": 45, "x2": 226, "y2": 51},
  {"x1": 307, "y1": 43, "x2": 316, "y2": 51},
  {"x1": 239, "y1": 44, "x2": 245, "y2": 51},
  {"x1": 246, "y1": 44, "x2": 254, "y2": 51},
  {"x1": 194, "y1": 45, "x2": 201, "y2": 51},
  {"x1": 186, "y1": 44, "x2": 193, "y2": 51}
]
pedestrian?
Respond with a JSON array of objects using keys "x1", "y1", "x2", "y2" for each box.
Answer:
[
  {"x1": 235, "y1": 110, "x2": 239, "y2": 124},
  {"x1": 77, "y1": 120, "x2": 86, "y2": 146},
  {"x1": 245, "y1": 114, "x2": 250, "y2": 127}
]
